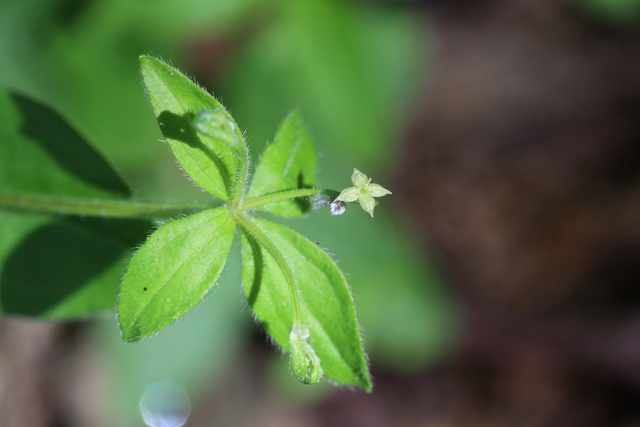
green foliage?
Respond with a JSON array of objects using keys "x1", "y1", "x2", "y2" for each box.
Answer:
[
  {"x1": 222, "y1": 0, "x2": 457, "y2": 377},
  {"x1": 247, "y1": 110, "x2": 318, "y2": 218},
  {"x1": 0, "y1": 1, "x2": 458, "y2": 420},
  {"x1": 241, "y1": 218, "x2": 370, "y2": 389},
  {"x1": 118, "y1": 208, "x2": 235, "y2": 342},
  {"x1": 0, "y1": 88, "x2": 151, "y2": 317},
  {"x1": 139, "y1": 56, "x2": 247, "y2": 201},
  {"x1": 121, "y1": 55, "x2": 372, "y2": 390},
  {"x1": 0, "y1": 55, "x2": 380, "y2": 390}
]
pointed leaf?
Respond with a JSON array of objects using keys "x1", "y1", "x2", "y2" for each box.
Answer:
[
  {"x1": 247, "y1": 110, "x2": 317, "y2": 217},
  {"x1": 0, "y1": 89, "x2": 151, "y2": 318},
  {"x1": 139, "y1": 55, "x2": 246, "y2": 200},
  {"x1": 241, "y1": 219, "x2": 371, "y2": 391},
  {"x1": 118, "y1": 208, "x2": 235, "y2": 342}
]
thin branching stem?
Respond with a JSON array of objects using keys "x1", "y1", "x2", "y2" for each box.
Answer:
[
  {"x1": 233, "y1": 210, "x2": 303, "y2": 327},
  {"x1": 241, "y1": 188, "x2": 339, "y2": 211},
  {"x1": 0, "y1": 190, "x2": 218, "y2": 219}
]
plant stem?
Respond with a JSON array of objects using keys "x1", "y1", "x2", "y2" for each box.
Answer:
[
  {"x1": 233, "y1": 211, "x2": 303, "y2": 327},
  {"x1": 241, "y1": 188, "x2": 340, "y2": 211},
  {"x1": 0, "y1": 191, "x2": 218, "y2": 219},
  {"x1": 229, "y1": 145, "x2": 249, "y2": 206}
]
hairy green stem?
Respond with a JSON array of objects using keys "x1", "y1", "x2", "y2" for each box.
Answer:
[
  {"x1": 241, "y1": 188, "x2": 340, "y2": 211},
  {"x1": 233, "y1": 211, "x2": 303, "y2": 327},
  {"x1": 230, "y1": 145, "x2": 249, "y2": 205},
  {"x1": 0, "y1": 191, "x2": 218, "y2": 219}
]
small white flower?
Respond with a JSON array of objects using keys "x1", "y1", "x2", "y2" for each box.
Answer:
[{"x1": 335, "y1": 169, "x2": 391, "y2": 217}]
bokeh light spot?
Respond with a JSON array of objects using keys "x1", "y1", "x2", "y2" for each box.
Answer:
[{"x1": 139, "y1": 381, "x2": 191, "y2": 427}]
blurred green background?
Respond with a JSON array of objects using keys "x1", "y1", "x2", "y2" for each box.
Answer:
[{"x1": 0, "y1": 0, "x2": 456, "y2": 425}]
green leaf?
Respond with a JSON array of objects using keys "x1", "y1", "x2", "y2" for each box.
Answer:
[
  {"x1": 241, "y1": 219, "x2": 371, "y2": 391},
  {"x1": 0, "y1": 89, "x2": 129, "y2": 198},
  {"x1": 99, "y1": 251, "x2": 249, "y2": 426},
  {"x1": 118, "y1": 208, "x2": 235, "y2": 342},
  {"x1": 247, "y1": 110, "x2": 318, "y2": 217},
  {"x1": 139, "y1": 55, "x2": 247, "y2": 201},
  {"x1": 0, "y1": 213, "x2": 150, "y2": 318},
  {"x1": 0, "y1": 89, "x2": 151, "y2": 318},
  {"x1": 294, "y1": 213, "x2": 459, "y2": 372}
]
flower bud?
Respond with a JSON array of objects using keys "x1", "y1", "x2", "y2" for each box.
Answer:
[
  {"x1": 329, "y1": 200, "x2": 346, "y2": 215},
  {"x1": 289, "y1": 325, "x2": 323, "y2": 385}
]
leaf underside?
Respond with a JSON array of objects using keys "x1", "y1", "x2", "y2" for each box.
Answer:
[
  {"x1": 241, "y1": 218, "x2": 371, "y2": 391},
  {"x1": 118, "y1": 208, "x2": 235, "y2": 342}
]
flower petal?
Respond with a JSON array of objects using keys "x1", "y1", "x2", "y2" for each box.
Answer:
[
  {"x1": 351, "y1": 168, "x2": 369, "y2": 187},
  {"x1": 367, "y1": 183, "x2": 392, "y2": 197},
  {"x1": 358, "y1": 194, "x2": 377, "y2": 217},
  {"x1": 335, "y1": 187, "x2": 360, "y2": 203}
]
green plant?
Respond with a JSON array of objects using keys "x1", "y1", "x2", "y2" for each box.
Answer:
[{"x1": 0, "y1": 56, "x2": 391, "y2": 391}]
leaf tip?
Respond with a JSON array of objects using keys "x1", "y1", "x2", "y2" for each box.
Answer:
[
  {"x1": 117, "y1": 306, "x2": 144, "y2": 343},
  {"x1": 120, "y1": 325, "x2": 143, "y2": 343},
  {"x1": 138, "y1": 54, "x2": 155, "y2": 68}
]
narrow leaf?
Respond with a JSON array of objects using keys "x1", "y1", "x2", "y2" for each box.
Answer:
[
  {"x1": 119, "y1": 208, "x2": 235, "y2": 342},
  {"x1": 139, "y1": 55, "x2": 246, "y2": 200},
  {"x1": 241, "y1": 219, "x2": 371, "y2": 390},
  {"x1": 247, "y1": 110, "x2": 317, "y2": 217}
]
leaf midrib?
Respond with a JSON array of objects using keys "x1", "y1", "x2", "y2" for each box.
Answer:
[
  {"x1": 133, "y1": 214, "x2": 232, "y2": 323},
  {"x1": 262, "y1": 221, "x2": 364, "y2": 378}
]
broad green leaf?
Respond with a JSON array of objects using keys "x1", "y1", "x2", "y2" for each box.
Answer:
[
  {"x1": 0, "y1": 89, "x2": 129, "y2": 198},
  {"x1": 247, "y1": 110, "x2": 318, "y2": 217},
  {"x1": 241, "y1": 218, "x2": 371, "y2": 391},
  {"x1": 0, "y1": 89, "x2": 151, "y2": 318},
  {"x1": 0, "y1": 212, "x2": 150, "y2": 318},
  {"x1": 293, "y1": 212, "x2": 459, "y2": 372},
  {"x1": 98, "y1": 251, "x2": 249, "y2": 426},
  {"x1": 139, "y1": 55, "x2": 246, "y2": 201},
  {"x1": 119, "y1": 208, "x2": 235, "y2": 342}
]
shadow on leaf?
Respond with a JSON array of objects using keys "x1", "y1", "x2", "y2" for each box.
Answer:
[
  {"x1": 244, "y1": 230, "x2": 265, "y2": 310},
  {"x1": 10, "y1": 92, "x2": 130, "y2": 195},
  {"x1": 157, "y1": 110, "x2": 232, "y2": 192},
  {"x1": 0, "y1": 218, "x2": 149, "y2": 316}
]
